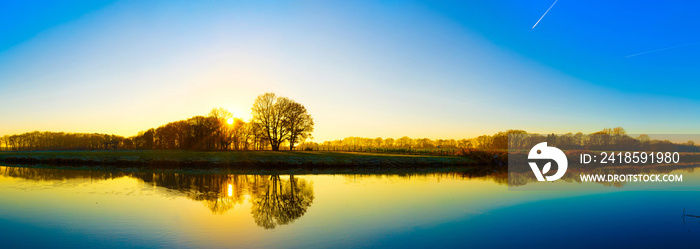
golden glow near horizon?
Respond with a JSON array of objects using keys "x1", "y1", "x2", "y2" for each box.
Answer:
[
  {"x1": 226, "y1": 118, "x2": 234, "y2": 125},
  {"x1": 2, "y1": 1, "x2": 700, "y2": 143}
]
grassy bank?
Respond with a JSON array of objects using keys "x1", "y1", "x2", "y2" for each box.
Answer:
[{"x1": 0, "y1": 150, "x2": 497, "y2": 173}]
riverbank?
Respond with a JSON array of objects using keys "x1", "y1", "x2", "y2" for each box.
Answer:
[{"x1": 0, "y1": 150, "x2": 501, "y2": 174}]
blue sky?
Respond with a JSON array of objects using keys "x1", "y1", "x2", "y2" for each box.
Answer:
[{"x1": 1, "y1": 0, "x2": 698, "y2": 141}]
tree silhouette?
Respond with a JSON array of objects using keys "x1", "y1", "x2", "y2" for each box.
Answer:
[
  {"x1": 251, "y1": 93, "x2": 314, "y2": 151},
  {"x1": 284, "y1": 101, "x2": 314, "y2": 150},
  {"x1": 209, "y1": 107, "x2": 234, "y2": 150},
  {"x1": 231, "y1": 118, "x2": 246, "y2": 150},
  {"x1": 252, "y1": 93, "x2": 287, "y2": 151}
]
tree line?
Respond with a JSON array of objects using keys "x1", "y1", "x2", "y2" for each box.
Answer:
[
  {"x1": 2, "y1": 103, "x2": 698, "y2": 154},
  {"x1": 508, "y1": 127, "x2": 699, "y2": 152},
  {"x1": 1, "y1": 93, "x2": 313, "y2": 151},
  {"x1": 298, "y1": 127, "x2": 699, "y2": 153},
  {"x1": 297, "y1": 130, "x2": 529, "y2": 151},
  {"x1": 0, "y1": 131, "x2": 126, "y2": 151}
]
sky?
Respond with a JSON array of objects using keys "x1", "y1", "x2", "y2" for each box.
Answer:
[{"x1": 1, "y1": 0, "x2": 699, "y2": 142}]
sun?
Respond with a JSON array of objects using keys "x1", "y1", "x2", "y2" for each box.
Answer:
[{"x1": 227, "y1": 118, "x2": 234, "y2": 125}]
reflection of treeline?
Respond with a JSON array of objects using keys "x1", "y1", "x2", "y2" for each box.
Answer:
[
  {"x1": 0, "y1": 166, "x2": 510, "y2": 229},
  {"x1": 509, "y1": 164, "x2": 700, "y2": 188},
  {"x1": 0, "y1": 166, "x2": 315, "y2": 229},
  {"x1": 1, "y1": 93, "x2": 313, "y2": 151},
  {"x1": 342, "y1": 171, "x2": 508, "y2": 186},
  {"x1": 0, "y1": 166, "x2": 127, "y2": 182}
]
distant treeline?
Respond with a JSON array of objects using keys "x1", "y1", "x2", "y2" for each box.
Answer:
[
  {"x1": 0, "y1": 93, "x2": 313, "y2": 151},
  {"x1": 2, "y1": 109, "x2": 698, "y2": 154},
  {"x1": 508, "y1": 127, "x2": 699, "y2": 152},
  {"x1": 298, "y1": 127, "x2": 699, "y2": 153}
]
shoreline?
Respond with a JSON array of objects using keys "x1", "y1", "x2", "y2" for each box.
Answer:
[
  {"x1": 0, "y1": 163, "x2": 501, "y2": 175},
  {"x1": 0, "y1": 150, "x2": 504, "y2": 174}
]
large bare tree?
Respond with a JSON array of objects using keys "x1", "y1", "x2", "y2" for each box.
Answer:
[
  {"x1": 284, "y1": 102, "x2": 314, "y2": 150},
  {"x1": 251, "y1": 93, "x2": 288, "y2": 151},
  {"x1": 251, "y1": 93, "x2": 314, "y2": 151}
]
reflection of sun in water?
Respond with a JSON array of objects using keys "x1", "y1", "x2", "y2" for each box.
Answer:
[
  {"x1": 228, "y1": 184, "x2": 233, "y2": 197},
  {"x1": 226, "y1": 118, "x2": 233, "y2": 125}
]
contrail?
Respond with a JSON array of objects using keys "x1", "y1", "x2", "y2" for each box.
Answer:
[
  {"x1": 532, "y1": 0, "x2": 558, "y2": 29},
  {"x1": 625, "y1": 42, "x2": 700, "y2": 58}
]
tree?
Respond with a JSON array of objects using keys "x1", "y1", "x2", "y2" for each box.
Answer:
[
  {"x1": 187, "y1": 116, "x2": 219, "y2": 150},
  {"x1": 251, "y1": 93, "x2": 314, "y2": 151},
  {"x1": 284, "y1": 101, "x2": 314, "y2": 150},
  {"x1": 231, "y1": 118, "x2": 246, "y2": 150},
  {"x1": 396, "y1": 136, "x2": 412, "y2": 148},
  {"x1": 134, "y1": 129, "x2": 155, "y2": 149},
  {"x1": 384, "y1": 138, "x2": 394, "y2": 148},
  {"x1": 252, "y1": 93, "x2": 284, "y2": 150},
  {"x1": 0, "y1": 135, "x2": 6, "y2": 151},
  {"x1": 612, "y1": 127, "x2": 626, "y2": 135},
  {"x1": 374, "y1": 137, "x2": 383, "y2": 148},
  {"x1": 209, "y1": 107, "x2": 234, "y2": 150}
]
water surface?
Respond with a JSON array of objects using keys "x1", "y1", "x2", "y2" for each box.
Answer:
[{"x1": 1, "y1": 165, "x2": 700, "y2": 248}]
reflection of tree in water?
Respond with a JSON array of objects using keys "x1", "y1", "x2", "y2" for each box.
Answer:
[
  {"x1": 128, "y1": 173, "x2": 315, "y2": 225},
  {"x1": 0, "y1": 166, "x2": 314, "y2": 229},
  {"x1": 341, "y1": 170, "x2": 509, "y2": 186},
  {"x1": 0, "y1": 166, "x2": 126, "y2": 182},
  {"x1": 136, "y1": 173, "x2": 251, "y2": 214},
  {"x1": 249, "y1": 175, "x2": 314, "y2": 229},
  {"x1": 2, "y1": 166, "x2": 508, "y2": 229}
]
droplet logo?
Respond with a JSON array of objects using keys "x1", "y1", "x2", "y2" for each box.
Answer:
[{"x1": 528, "y1": 142, "x2": 567, "y2": 181}]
